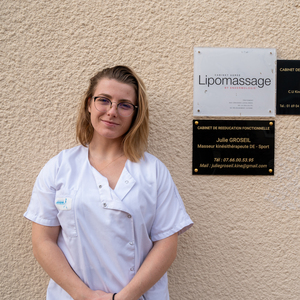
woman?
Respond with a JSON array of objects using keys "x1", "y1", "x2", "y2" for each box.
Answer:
[{"x1": 24, "y1": 65, "x2": 193, "y2": 300}]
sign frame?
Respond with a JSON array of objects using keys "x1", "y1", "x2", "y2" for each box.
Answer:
[
  {"x1": 193, "y1": 120, "x2": 275, "y2": 175},
  {"x1": 276, "y1": 60, "x2": 300, "y2": 115},
  {"x1": 194, "y1": 47, "x2": 276, "y2": 117}
]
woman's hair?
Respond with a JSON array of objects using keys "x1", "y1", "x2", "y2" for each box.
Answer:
[{"x1": 76, "y1": 65, "x2": 149, "y2": 162}]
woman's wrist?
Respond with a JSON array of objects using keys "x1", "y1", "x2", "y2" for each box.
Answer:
[{"x1": 73, "y1": 285, "x2": 95, "y2": 300}]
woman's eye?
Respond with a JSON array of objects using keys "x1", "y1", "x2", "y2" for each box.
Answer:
[
  {"x1": 119, "y1": 103, "x2": 132, "y2": 110},
  {"x1": 98, "y1": 98, "x2": 110, "y2": 105}
]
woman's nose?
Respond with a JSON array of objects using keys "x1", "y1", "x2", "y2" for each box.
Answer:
[{"x1": 107, "y1": 102, "x2": 118, "y2": 116}]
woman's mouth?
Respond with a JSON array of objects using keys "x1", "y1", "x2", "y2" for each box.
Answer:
[{"x1": 101, "y1": 119, "x2": 119, "y2": 126}]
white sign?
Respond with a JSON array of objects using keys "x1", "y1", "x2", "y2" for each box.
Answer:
[{"x1": 194, "y1": 48, "x2": 276, "y2": 117}]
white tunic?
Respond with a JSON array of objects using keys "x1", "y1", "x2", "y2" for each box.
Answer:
[{"x1": 24, "y1": 145, "x2": 193, "y2": 300}]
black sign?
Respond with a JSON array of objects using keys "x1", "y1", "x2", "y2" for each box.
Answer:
[
  {"x1": 277, "y1": 60, "x2": 300, "y2": 114},
  {"x1": 193, "y1": 120, "x2": 274, "y2": 175}
]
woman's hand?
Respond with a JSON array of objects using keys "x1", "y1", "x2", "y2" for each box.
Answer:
[
  {"x1": 116, "y1": 232, "x2": 178, "y2": 300},
  {"x1": 85, "y1": 290, "x2": 114, "y2": 300}
]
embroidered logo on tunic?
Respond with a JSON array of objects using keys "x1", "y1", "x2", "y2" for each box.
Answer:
[{"x1": 55, "y1": 197, "x2": 72, "y2": 210}]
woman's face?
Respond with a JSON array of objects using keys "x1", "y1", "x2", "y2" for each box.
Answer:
[{"x1": 88, "y1": 78, "x2": 137, "y2": 143}]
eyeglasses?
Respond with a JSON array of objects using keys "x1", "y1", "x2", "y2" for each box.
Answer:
[{"x1": 92, "y1": 97, "x2": 138, "y2": 117}]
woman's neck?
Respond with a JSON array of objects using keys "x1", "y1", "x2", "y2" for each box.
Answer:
[
  {"x1": 88, "y1": 136, "x2": 127, "y2": 189},
  {"x1": 88, "y1": 136, "x2": 124, "y2": 161}
]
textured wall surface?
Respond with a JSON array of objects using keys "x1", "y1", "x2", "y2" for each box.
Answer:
[{"x1": 1, "y1": 0, "x2": 300, "y2": 299}]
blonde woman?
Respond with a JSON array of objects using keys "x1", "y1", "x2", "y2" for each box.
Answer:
[{"x1": 24, "y1": 66, "x2": 193, "y2": 300}]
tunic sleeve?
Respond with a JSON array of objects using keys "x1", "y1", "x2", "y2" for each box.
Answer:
[
  {"x1": 150, "y1": 160, "x2": 193, "y2": 242},
  {"x1": 24, "y1": 156, "x2": 60, "y2": 226}
]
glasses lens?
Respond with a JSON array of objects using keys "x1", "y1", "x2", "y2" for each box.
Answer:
[
  {"x1": 118, "y1": 103, "x2": 134, "y2": 117},
  {"x1": 94, "y1": 98, "x2": 110, "y2": 112}
]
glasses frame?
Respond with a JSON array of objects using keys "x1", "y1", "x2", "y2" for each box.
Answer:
[{"x1": 92, "y1": 97, "x2": 138, "y2": 117}]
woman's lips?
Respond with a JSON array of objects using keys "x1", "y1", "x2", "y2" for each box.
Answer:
[{"x1": 101, "y1": 119, "x2": 119, "y2": 126}]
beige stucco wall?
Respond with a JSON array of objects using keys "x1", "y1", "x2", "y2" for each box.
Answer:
[{"x1": 1, "y1": 0, "x2": 300, "y2": 299}]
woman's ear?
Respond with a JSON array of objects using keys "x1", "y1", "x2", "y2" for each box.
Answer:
[{"x1": 88, "y1": 97, "x2": 92, "y2": 113}]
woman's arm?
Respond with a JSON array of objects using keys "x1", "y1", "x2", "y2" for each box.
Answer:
[
  {"x1": 31, "y1": 222, "x2": 112, "y2": 300},
  {"x1": 116, "y1": 232, "x2": 178, "y2": 300},
  {"x1": 32, "y1": 222, "x2": 178, "y2": 300}
]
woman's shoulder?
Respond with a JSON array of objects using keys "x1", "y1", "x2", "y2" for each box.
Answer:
[
  {"x1": 41, "y1": 145, "x2": 87, "y2": 171},
  {"x1": 138, "y1": 152, "x2": 164, "y2": 166},
  {"x1": 52, "y1": 144, "x2": 86, "y2": 160},
  {"x1": 142, "y1": 151, "x2": 157, "y2": 162},
  {"x1": 35, "y1": 145, "x2": 87, "y2": 184},
  {"x1": 127, "y1": 152, "x2": 170, "y2": 176},
  {"x1": 57, "y1": 144, "x2": 86, "y2": 157}
]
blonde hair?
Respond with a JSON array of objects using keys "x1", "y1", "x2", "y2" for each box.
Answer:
[{"x1": 76, "y1": 66, "x2": 149, "y2": 162}]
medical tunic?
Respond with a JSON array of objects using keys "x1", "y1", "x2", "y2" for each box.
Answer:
[{"x1": 24, "y1": 145, "x2": 193, "y2": 300}]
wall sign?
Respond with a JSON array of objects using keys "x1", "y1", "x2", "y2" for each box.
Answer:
[
  {"x1": 194, "y1": 48, "x2": 276, "y2": 117},
  {"x1": 193, "y1": 120, "x2": 274, "y2": 175},
  {"x1": 276, "y1": 60, "x2": 300, "y2": 114}
]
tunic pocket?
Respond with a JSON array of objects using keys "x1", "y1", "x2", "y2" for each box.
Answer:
[{"x1": 55, "y1": 189, "x2": 78, "y2": 238}]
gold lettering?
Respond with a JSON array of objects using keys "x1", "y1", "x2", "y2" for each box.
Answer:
[
  {"x1": 217, "y1": 126, "x2": 242, "y2": 130},
  {"x1": 197, "y1": 126, "x2": 212, "y2": 130},
  {"x1": 216, "y1": 137, "x2": 228, "y2": 143},
  {"x1": 258, "y1": 145, "x2": 270, "y2": 149},
  {"x1": 280, "y1": 68, "x2": 295, "y2": 72},
  {"x1": 229, "y1": 137, "x2": 251, "y2": 143},
  {"x1": 241, "y1": 126, "x2": 270, "y2": 130},
  {"x1": 197, "y1": 144, "x2": 215, "y2": 148}
]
